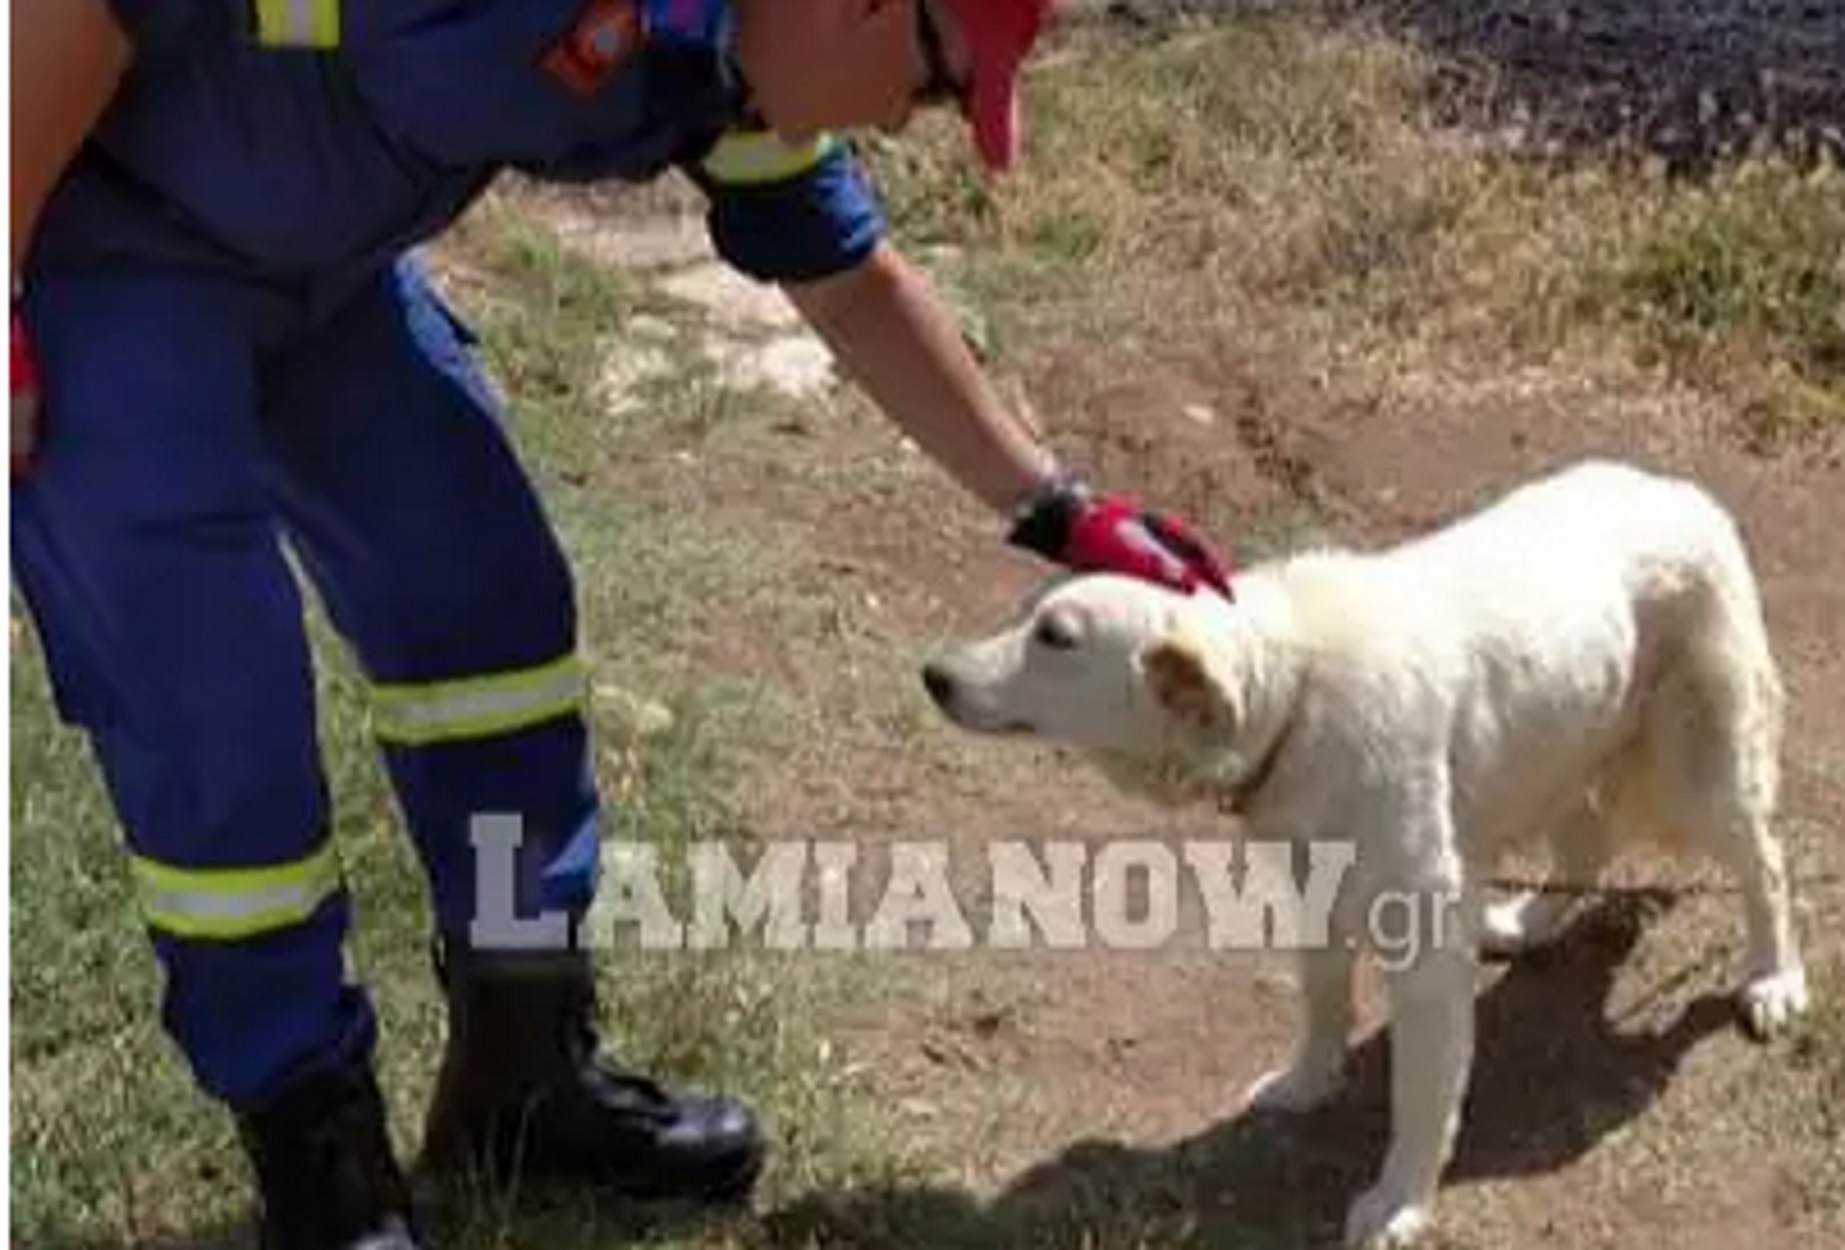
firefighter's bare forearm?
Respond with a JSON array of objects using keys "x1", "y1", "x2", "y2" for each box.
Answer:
[{"x1": 785, "y1": 241, "x2": 1059, "y2": 517}]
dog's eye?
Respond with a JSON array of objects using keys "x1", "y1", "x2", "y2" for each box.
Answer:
[{"x1": 1033, "y1": 613, "x2": 1081, "y2": 652}]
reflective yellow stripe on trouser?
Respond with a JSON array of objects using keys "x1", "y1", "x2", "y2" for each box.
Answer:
[
  {"x1": 370, "y1": 655, "x2": 586, "y2": 747},
  {"x1": 133, "y1": 843, "x2": 344, "y2": 941},
  {"x1": 252, "y1": 0, "x2": 340, "y2": 48}
]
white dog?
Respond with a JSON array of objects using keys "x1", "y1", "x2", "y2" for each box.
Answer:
[{"x1": 922, "y1": 459, "x2": 1809, "y2": 1249}]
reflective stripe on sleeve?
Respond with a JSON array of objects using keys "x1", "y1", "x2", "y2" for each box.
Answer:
[
  {"x1": 700, "y1": 130, "x2": 841, "y2": 186},
  {"x1": 252, "y1": 0, "x2": 340, "y2": 48}
]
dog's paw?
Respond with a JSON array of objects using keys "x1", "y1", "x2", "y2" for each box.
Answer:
[
  {"x1": 1243, "y1": 1061, "x2": 1344, "y2": 1114},
  {"x1": 1738, "y1": 965, "x2": 1809, "y2": 1040},
  {"x1": 1343, "y1": 1183, "x2": 1431, "y2": 1249}
]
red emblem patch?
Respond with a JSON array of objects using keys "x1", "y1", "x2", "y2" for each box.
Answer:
[{"x1": 541, "y1": 0, "x2": 646, "y2": 98}]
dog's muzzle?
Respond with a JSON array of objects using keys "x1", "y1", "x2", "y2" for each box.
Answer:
[
  {"x1": 921, "y1": 660, "x2": 957, "y2": 710},
  {"x1": 920, "y1": 660, "x2": 1034, "y2": 735}
]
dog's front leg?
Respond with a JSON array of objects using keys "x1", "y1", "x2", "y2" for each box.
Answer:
[
  {"x1": 1245, "y1": 942, "x2": 1356, "y2": 1112},
  {"x1": 1346, "y1": 893, "x2": 1477, "y2": 1249}
]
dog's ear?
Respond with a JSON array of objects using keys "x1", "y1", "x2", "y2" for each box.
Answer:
[{"x1": 1141, "y1": 630, "x2": 1232, "y2": 735}]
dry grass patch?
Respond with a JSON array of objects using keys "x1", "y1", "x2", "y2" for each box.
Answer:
[{"x1": 860, "y1": 14, "x2": 1845, "y2": 447}]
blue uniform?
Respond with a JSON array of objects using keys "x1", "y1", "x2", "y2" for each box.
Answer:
[{"x1": 14, "y1": 0, "x2": 886, "y2": 1109}]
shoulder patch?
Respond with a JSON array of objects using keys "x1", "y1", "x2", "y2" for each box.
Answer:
[{"x1": 541, "y1": 0, "x2": 647, "y2": 98}]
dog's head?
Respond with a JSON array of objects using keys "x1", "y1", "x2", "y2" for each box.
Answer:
[{"x1": 921, "y1": 574, "x2": 1260, "y2": 805}]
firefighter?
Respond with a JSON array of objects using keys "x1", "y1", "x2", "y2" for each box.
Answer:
[{"x1": 10, "y1": 2, "x2": 1235, "y2": 1247}]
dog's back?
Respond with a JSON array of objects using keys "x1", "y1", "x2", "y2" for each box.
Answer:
[
  {"x1": 1446, "y1": 460, "x2": 1780, "y2": 738},
  {"x1": 1372, "y1": 460, "x2": 1771, "y2": 683},
  {"x1": 1391, "y1": 460, "x2": 1753, "y2": 609},
  {"x1": 1254, "y1": 460, "x2": 1780, "y2": 854}
]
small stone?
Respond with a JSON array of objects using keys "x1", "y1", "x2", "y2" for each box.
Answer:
[
  {"x1": 700, "y1": 333, "x2": 836, "y2": 400},
  {"x1": 660, "y1": 261, "x2": 801, "y2": 332},
  {"x1": 545, "y1": 205, "x2": 711, "y2": 272},
  {"x1": 625, "y1": 314, "x2": 678, "y2": 343},
  {"x1": 1182, "y1": 403, "x2": 1218, "y2": 427},
  {"x1": 1254, "y1": 965, "x2": 1298, "y2": 997},
  {"x1": 593, "y1": 685, "x2": 675, "y2": 739},
  {"x1": 969, "y1": 1010, "x2": 1005, "y2": 1038},
  {"x1": 594, "y1": 340, "x2": 675, "y2": 416}
]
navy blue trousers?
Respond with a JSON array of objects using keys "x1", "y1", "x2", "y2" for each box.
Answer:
[{"x1": 13, "y1": 257, "x2": 601, "y2": 1108}]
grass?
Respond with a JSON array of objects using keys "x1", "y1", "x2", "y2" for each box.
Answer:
[
  {"x1": 859, "y1": 14, "x2": 1845, "y2": 439},
  {"x1": 1773, "y1": 960, "x2": 1845, "y2": 1221},
  {"x1": 1611, "y1": 168, "x2": 1845, "y2": 380},
  {"x1": 13, "y1": 7, "x2": 1845, "y2": 1249},
  {"x1": 1598, "y1": 162, "x2": 1845, "y2": 447}
]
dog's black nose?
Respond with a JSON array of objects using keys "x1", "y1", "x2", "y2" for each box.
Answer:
[{"x1": 921, "y1": 662, "x2": 956, "y2": 708}]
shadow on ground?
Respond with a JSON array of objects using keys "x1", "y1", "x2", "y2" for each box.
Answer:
[
  {"x1": 36, "y1": 1190, "x2": 750, "y2": 1250},
  {"x1": 32, "y1": 893, "x2": 1754, "y2": 1250},
  {"x1": 755, "y1": 890, "x2": 1742, "y2": 1249},
  {"x1": 38, "y1": 1227, "x2": 249, "y2": 1250}
]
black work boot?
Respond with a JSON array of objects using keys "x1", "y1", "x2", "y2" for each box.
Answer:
[
  {"x1": 235, "y1": 1059, "x2": 424, "y2": 1250},
  {"x1": 419, "y1": 942, "x2": 764, "y2": 1204}
]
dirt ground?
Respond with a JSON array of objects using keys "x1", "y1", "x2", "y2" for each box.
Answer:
[
  {"x1": 512, "y1": 166, "x2": 1845, "y2": 1249},
  {"x1": 760, "y1": 318, "x2": 1845, "y2": 1250}
]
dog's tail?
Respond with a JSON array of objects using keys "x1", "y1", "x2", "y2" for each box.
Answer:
[
  {"x1": 1676, "y1": 480, "x2": 1785, "y2": 767},
  {"x1": 1623, "y1": 477, "x2": 1787, "y2": 851}
]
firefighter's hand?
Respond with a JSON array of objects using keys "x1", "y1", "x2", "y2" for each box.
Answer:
[
  {"x1": 1005, "y1": 473, "x2": 1235, "y2": 598},
  {"x1": 12, "y1": 307, "x2": 40, "y2": 480}
]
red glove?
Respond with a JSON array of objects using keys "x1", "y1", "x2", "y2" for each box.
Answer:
[
  {"x1": 1007, "y1": 473, "x2": 1235, "y2": 598},
  {"x1": 12, "y1": 306, "x2": 41, "y2": 481}
]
